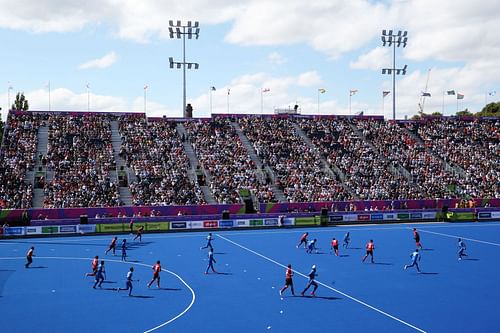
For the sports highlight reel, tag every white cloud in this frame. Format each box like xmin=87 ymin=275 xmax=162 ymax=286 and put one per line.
xmin=267 ymin=51 xmax=287 ymax=65
xmin=350 ymin=47 xmax=390 ymax=70
xmin=79 ymin=52 xmax=117 ymax=70
xmin=296 ymin=71 xmax=322 ymax=87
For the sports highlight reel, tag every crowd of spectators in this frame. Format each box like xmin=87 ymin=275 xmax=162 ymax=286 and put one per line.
xmin=237 ymin=117 xmax=349 ymax=202
xmin=183 ymin=117 xmax=276 ymax=204
xmin=411 ymin=118 xmax=499 ymax=198
xmin=0 ymin=113 xmax=40 ymax=208
xmin=298 ymin=118 xmax=414 ymax=200
xmin=43 ymin=115 xmax=121 ymax=208
xmin=119 ymin=116 xmax=205 ymax=206
xmin=354 ymin=119 xmax=476 ymax=199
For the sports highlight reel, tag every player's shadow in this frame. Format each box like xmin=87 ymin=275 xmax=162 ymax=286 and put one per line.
xmin=101 ymin=281 xmax=117 ymax=284
xmin=300 ymin=295 xmax=341 ymax=301
xmin=27 ymin=266 xmax=47 ymax=269
xmin=99 ymin=287 xmax=118 ymax=291
xmin=129 ymin=295 xmax=154 ymax=299
xmin=419 ymin=272 xmax=439 ymax=275
xmin=372 ymin=262 xmax=393 ymax=266
xmin=347 ymin=247 xmax=362 ymax=250
xmin=421 ymin=248 xmax=434 ymax=251
xmin=213 ymin=252 xmax=226 ymax=255
xmin=151 ymin=287 xmax=182 ymax=291
xmin=215 ymin=272 xmax=232 ymax=275
xmin=125 ymin=260 xmax=142 ymax=263
xmin=339 ymin=254 xmax=349 ymax=257
xmin=463 ymin=258 xmax=479 ymax=261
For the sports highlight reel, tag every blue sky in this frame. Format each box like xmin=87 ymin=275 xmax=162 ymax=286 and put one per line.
xmin=1 ymin=0 xmax=498 ymax=121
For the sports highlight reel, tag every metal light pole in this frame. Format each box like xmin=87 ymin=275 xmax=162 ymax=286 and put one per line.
xmin=7 ymin=83 xmax=13 ymax=110
xmin=381 ymin=30 xmax=408 ymax=120
xmin=169 ymin=20 xmax=200 ymax=118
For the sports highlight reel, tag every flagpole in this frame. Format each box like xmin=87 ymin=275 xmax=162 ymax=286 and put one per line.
xmin=210 ymin=88 xmax=213 ymax=115
xmin=87 ymin=84 xmax=90 ymax=112
xmin=349 ymin=92 xmax=352 ymax=115
xmin=261 ymin=89 xmax=264 ymax=115
xmin=317 ymin=89 xmax=320 ymax=114
xmin=144 ymin=86 xmax=147 ymax=114
xmin=442 ymin=91 xmax=445 ymax=114
xmin=227 ymin=89 xmax=230 ymax=114
xmin=47 ymin=81 xmax=51 ymax=111
xmin=382 ymin=93 xmax=385 ymax=116
xmin=7 ymin=83 xmax=12 ymax=110
xmin=456 ymin=96 xmax=458 ymax=113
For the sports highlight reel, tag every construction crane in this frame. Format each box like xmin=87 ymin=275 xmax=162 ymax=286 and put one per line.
xmin=418 ymin=68 xmax=431 ymax=114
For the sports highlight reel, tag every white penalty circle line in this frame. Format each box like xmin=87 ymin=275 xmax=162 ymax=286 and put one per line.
xmin=216 ymin=234 xmax=427 ymax=333
xmin=0 ymin=256 xmax=195 ymax=333
xmin=414 ymin=228 xmax=500 ymax=247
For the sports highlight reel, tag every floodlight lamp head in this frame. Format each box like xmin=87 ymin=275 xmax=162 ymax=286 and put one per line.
xmin=397 ymin=30 xmax=402 ymax=36
xmin=187 ymin=21 xmax=192 ymax=27
xmin=194 ymin=63 xmax=199 ymax=69
xmin=193 ymin=21 xmax=199 ymax=27
xmin=169 ymin=57 xmax=174 ymax=68
xmin=382 ymin=29 xmax=387 ymax=35
xmin=176 ymin=20 xmax=181 ymax=26
xmin=403 ymin=31 xmax=408 ymax=37
xmin=388 ymin=30 xmax=393 ymax=35
xmin=169 ymin=20 xmax=174 ymax=26
xmin=402 ymin=64 xmax=408 ymax=75
xmin=177 ymin=63 xmax=182 ymax=69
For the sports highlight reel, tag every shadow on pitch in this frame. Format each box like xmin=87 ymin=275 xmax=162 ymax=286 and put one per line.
xmin=149 ymin=287 xmax=182 ymax=291
xmin=27 ymin=266 xmax=48 ymax=269
xmin=463 ymin=258 xmax=480 ymax=261
xmin=419 ymin=272 xmax=439 ymax=275
xmin=129 ymin=295 xmax=155 ymax=299
xmin=299 ymin=295 xmax=341 ymax=301
xmin=372 ymin=262 xmax=393 ymax=266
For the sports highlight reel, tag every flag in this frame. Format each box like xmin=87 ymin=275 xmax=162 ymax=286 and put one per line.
xmin=383 ymin=91 xmax=390 ymax=97
xmin=144 ymin=85 xmax=149 ymax=90
xmin=211 ymin=86 xmax=216 ymax=91
xmin=421 ymin=92 xmax=431 ymax=97
xmin=227 ymin=88 xmax=230 ymax=95
xmin=318 ymin=88 xmax=326 ymax=94
xmin=457 ymin=93 xmax=464 ymax=100
xmin=349 ymin=89 xmax=358 ymax=96
xmin=262 ymin=88 xmax=271 ymax=93
xmin=488 ymin=91 xmax=496 ymax=96
xmin=86 ymin=83 xmax=90 ymax=90
xmin=447 ymin=90 xmax=455 ymax=95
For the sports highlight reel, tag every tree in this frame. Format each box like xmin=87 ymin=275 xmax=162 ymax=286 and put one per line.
xmin=431 ymin=112 xmax=442 ymax=116
xmin=410 ymin=114 xmax=421 ymax=120
xmin=0 ymin=114 xmax=3 ymax=143
xmin=456 ymin=109 xmax=473 ymax=117
xmin=476 ymin=102 xmax=499 ymax=117
xmin=11 ymin=92 xmax=29 ymax=111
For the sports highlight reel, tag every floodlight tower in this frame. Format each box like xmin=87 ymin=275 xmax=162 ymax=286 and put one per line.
xmin=381 ymin=30 xmax=408 ymax=120
xmin=169 ymin=20 xmax=200 ymax=118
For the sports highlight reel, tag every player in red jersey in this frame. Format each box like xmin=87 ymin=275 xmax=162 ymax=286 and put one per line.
xmin=147 ymin=260 xmax=161 ymax=288
xmin=413 ymin=228 xmax=423 ymax=250
xmin=86 ymin=255 xmax=99 ymax=277
xmin=331 ymin=238 xmax=339 ymax=256
xmin=362 ymin=239 xmax=375 ymax=263
xmin=279 ymin=264 xmax=295 ymax=296
xmin=105 ymin=237 xmax=118 ymax=255
xmin=296 ymin=232 xmax=309 ymax=249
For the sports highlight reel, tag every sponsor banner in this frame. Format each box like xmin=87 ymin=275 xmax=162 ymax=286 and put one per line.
xmin=264 ymin=218 xmax=279 ymax=226
xmin=96 ymin=224 xmax=125 ymax=233
xmin=249 ymin=219 xmax=263 ymax=226
xmin=25 ymin=226 xmax=42 ymax=235
xmin=4 ymin=227 xmax=25 ymax=235
xmin=410 ymin=213 xmax=423 ymax=219
xmin=329 ymin=215 xmax=343 ymax=222
xmin=478 ymin=212 xmax=491 ymax=219
xmin=342 ymin=214 xmax=358 ymax=222
xmin=171 ymin=222 xmax=187 ymax=229
xmin=203 ymin=220 xmax=219 ymax=228
xmin=422 ymin=212 xmax=437 ymax=219
xmin=283 ymin=218 xmax=295 ymax=226
xmin=491 ymin=212 xmax=500 ymax=219
xmin=371 ymin=214 xmax=384 ymax=221
xmin=218 ymin=220 xmax=234 ymax=228
xmin=42 ymin=226 xmax=59 ymax=234
xmin=383 ymin=213 xmax=396 ymax=220
xmin=78 ymin=225 xmax=96 ymax=233
xmin=59 ymin=225 xmax=77 ymax=233
xmin=357 ymin=214 xmax=371 ymax=221
xmin=188 ymin=221 xmax=204 ymax=229
xmin=145 ymin=222 xmax=169 ymax=231
xmin=453 ymin=212 xmax=475 ymax=221
xmin=397 ymin=213 xmax=410 ymax=220
xmin=294 ymin=217 xmax=317 ymax=226
xmin=236 ymin=220 xmax=250 ymax=227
